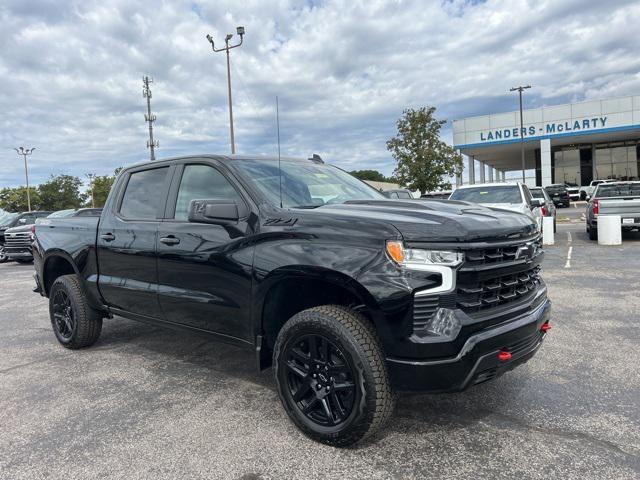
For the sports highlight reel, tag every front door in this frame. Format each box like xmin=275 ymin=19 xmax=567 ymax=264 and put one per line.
xmin=156 ymin=162 xmax=255 ymax=342
xmin=96 ymin=165 xmax=171 ymax=318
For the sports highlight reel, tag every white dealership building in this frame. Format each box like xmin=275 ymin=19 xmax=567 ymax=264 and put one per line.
xmin=453 ymin=94 xmax=640 ymax=188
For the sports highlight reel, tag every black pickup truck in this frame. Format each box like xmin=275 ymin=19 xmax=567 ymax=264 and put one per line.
xmin=33 ymin=154 xmax=551 ymax=447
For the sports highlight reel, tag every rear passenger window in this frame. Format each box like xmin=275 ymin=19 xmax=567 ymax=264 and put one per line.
xmin=119 ymin=167 xmax=169 ymax=219
xmin=174 ymin=165 xmax=243 ymax=221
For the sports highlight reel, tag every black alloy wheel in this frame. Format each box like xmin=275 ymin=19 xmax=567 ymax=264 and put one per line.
xmin=52 ymin=289 xmax=75 ymax=340
xmin=274 ymin=305 xmax=395 ymax=447
xmin=0 ymin=246 xmax=7 ymax=263
xmin=282 ymin=334 xmax=357 ymax=428
xmin=48 ymin=274 xmax=103 ymax=349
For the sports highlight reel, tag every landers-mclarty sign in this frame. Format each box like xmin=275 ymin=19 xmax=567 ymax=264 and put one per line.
xmin=480 ymin=116 xmax=608 ymax=142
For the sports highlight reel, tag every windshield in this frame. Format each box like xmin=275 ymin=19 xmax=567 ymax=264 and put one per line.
xmin=530 ymin=189 xmax=546 ymax=200
xmin=594 ymin=183 xmax=640 ymax=198
xmin=546 ymin=185 xmax=567 ymax=194
xmin=0 ymin=210 xmax=17 ymax=227
xmin=47 ymin=209 xmax=76 ymax=218
xmin=449 ymin=185 xmax=522 ymax=204
xmin=232 ymin=159 xmax=384 ymax=207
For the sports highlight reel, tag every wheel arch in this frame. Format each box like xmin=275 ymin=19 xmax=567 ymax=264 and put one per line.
xmin=256 ymin=267 xmax=381 ymax=369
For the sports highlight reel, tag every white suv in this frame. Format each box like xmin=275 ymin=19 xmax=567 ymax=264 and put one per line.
xmin=448 ymin=182 xmax=544 ymax=228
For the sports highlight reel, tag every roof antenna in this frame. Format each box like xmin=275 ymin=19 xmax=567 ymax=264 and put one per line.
xmin=276 ymin=96 xmax=283 ymax=208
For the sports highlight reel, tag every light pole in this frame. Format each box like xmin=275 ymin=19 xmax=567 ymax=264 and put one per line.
xmin=206 ymin=26 xmax=245 ymax=154
xmin=510 ymin=85 xmax=531 ymax=183
xmin=14 ymin=147 xmax=35 ymax=212
xmin=86 ymin=173 xmax=96 ymax=208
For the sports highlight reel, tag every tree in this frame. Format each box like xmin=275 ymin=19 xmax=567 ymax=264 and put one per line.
xmin=38 ymin=175 xmax=86 ymax=211
xmin=0 ymin=186 xmax=42 ymax=212
xmin=89 ymin=175 xmax=116 ymax=208
xmin=350 ymin=169 xmax=389 ymax=182
xmin=387 ymin=106 xmax=463 ymax=194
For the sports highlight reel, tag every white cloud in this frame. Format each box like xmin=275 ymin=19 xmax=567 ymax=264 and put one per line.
xmin=1 ymin=0 xmax=639 ymax=187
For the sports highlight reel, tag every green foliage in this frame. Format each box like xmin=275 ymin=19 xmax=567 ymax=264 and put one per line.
xmin=88 ymin=175 xmax=116 ymax=208
xmin=350 ymin=169 xmax=390 ymax=182
xmin=38 ymin=175 xmax=86 ymax=211
xmin=0 ymin=186 xmax=42 ymax=212
xmin=386 ymin=106 xmax=463 ymax=194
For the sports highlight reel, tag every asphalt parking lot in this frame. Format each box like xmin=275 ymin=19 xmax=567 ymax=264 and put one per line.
xmin=1 ymin=221 xmax=639 ymax=479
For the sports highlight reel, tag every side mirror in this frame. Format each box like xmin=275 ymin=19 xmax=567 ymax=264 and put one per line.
xmin=530 ymin=198 xmax=545 ymax=209
xmin=188 ymin=199 xmax=240 ymax=224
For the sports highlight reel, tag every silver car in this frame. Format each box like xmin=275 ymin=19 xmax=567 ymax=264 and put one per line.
xmin=530 ymin=187 xmax=557 ymax=233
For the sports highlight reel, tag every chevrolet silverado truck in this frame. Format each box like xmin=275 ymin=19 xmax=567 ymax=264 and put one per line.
xmin=586 ymin=181 xmax=640 ymax=240
xmin=0 ymin=210 xmax=51 ymax=262
xmin=33 ymin=154 xmax=551 ymax=447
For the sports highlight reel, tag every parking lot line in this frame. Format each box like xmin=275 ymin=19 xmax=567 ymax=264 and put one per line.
xmin=564 ymin=246 xmax=573 ymax=269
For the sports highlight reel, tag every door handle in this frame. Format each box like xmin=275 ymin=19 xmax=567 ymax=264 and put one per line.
xmin=100 ymin=233 xmax=115 ymax=242
xmin=160 ymin=236 xmax=180 ymax=246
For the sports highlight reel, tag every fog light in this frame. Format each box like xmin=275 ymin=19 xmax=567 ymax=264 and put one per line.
xmin=424 ymin=308 xmax=461 ymax=340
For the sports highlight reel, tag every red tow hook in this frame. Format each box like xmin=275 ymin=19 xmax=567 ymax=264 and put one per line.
xmin=497 ymin=350 xmax=512 ymax=362
xmin=541 ymin=322 xmax=551 ymax=333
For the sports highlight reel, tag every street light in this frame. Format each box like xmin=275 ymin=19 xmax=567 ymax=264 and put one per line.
xmin=206 ymin=26 xmax=245 ymax=154
xmin=13 ymin=147 xmax=35 ymax=212
xmin=510 ymin=85 xmax=531 ymax=183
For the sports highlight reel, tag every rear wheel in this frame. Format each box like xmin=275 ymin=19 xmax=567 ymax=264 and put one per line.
xmin=273 ymin=305 xmax=395 ymax=447
xmin=49 ymin=274 xmax=103 ymax=349
xmin=588 ymin=225 xmax=598 ymax=241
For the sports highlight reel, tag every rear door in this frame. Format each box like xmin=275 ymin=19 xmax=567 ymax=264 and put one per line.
xmin=96 ymin=165 xmax=172 ymax=318
xmin=156 ymin=160 xmax=255 ymax=341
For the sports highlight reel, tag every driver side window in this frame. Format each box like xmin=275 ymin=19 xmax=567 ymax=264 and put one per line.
xmin=174 ymin=164 xmax=243 ymax=221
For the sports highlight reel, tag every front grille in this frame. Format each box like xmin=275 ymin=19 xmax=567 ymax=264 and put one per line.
xmin=463 ymin=239 xmax=542 ymax=269
xmin=4 ymin=234 xmax=32 ymax=249
xmin=457 ymin=265 xmax=541 ymax=312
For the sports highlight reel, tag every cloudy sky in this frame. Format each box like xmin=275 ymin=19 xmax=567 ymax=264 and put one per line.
xmin=2 ymin=0 xmax=640 ymax=188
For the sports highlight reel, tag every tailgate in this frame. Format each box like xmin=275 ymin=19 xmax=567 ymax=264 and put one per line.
xmin=599 ymin=198 xmax=640 ymax=217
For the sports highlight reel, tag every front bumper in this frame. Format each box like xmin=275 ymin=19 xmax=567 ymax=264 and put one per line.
xmin=386 ymin=298 xmax=551 ymax=392
xmin=5 ymin=248 xmax=33 ymax=260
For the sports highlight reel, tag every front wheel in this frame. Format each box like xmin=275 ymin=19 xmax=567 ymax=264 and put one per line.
xmin=273 ymin=305 xmax=395 ymax=447
xmin=0 ymin=247 xmax=7 ymax=263
xmin=49 ymin=274 xmax=103 ymax=349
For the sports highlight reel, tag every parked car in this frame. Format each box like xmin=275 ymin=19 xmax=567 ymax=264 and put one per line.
xmin=0 ymin=211 xmax=51 ymax=263
xmin=529 ymin=187 xmax=556 ymax=233
xmin=544 ymin=184 xmax=571 ymax=208
xmin=33 ymin=154 xmax=550 ymax=447
xmin=448 ymin=183 xmax=544 ymax=229
xmin=42 ymin=208 xmax=104 ymax=219
xmin=565 ymin=183 xmax=580 ymax=201
xmin=381 ymin=189 xmax=413 ymax=199
xmin=586 ymin=181 xmax=640 ymax=240
xmin=421 ymin=190 xmax=452 ymax=199
xmin=579 ymin=179 xmax=614 ymax=201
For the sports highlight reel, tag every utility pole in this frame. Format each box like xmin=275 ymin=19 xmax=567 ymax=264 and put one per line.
xmin=13 ymin=147 xmax=35 ymax=212
xmin=143 ymin=76 xmax=159 ymax=161
xmin=510 ymin=85 xmax=531 ymax=183
xmin=206 ymin=26 xmax=245 ymax=154
xmin=86 ymin=173 xmax=96 ymax=208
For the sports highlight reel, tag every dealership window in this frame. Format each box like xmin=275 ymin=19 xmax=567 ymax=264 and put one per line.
xmin=595 ymin=143 xmax=639 ymax=181
xmin=553 ymin=149 xmax=580 ymax=185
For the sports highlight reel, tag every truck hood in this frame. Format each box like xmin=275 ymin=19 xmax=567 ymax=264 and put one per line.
xmin=4 ymin=224 xmax=33 ymax=234
xmin=313 ymin=199 xmax=538 ymax=242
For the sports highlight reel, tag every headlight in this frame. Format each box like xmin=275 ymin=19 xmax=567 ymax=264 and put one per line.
xmin=386 ymin=240 xmax=464 ymax=267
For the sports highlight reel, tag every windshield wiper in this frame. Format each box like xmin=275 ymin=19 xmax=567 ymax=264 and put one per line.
xmin=290 ymin=204 xmax=323 ymax=209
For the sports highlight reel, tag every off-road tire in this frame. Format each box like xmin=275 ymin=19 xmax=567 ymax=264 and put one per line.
xmin=273 ymin=305 xmax=395 ymax=447
xmin=49 ymin=274 xmax=103 ymax=349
